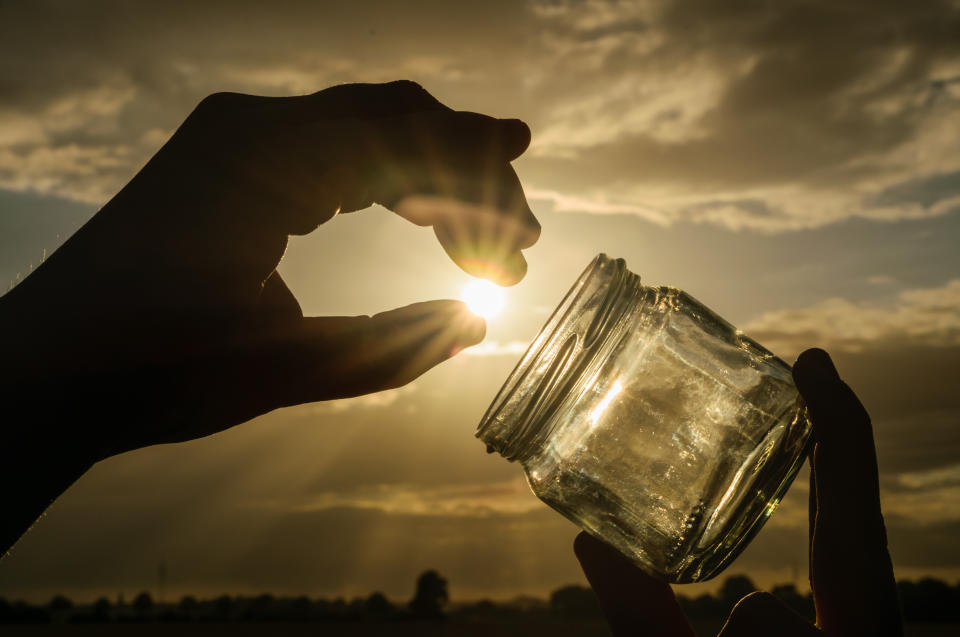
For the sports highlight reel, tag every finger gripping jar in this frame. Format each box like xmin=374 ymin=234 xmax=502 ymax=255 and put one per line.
xmin=476 ymin=254 xmax=811 ymax=583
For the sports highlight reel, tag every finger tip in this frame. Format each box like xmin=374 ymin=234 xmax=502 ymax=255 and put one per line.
xmin=500 ymin=252 xmax=528 ymax=286
xmin=573 ymin=531 xmax=619 ymax=565
xmin=452 ymin=305 xmax=487 ymax=345
xmin=793 ymin=347 xmax=840 ymax=388
xmin=573 ymin=531 xmax=608 ymax=567
xmin=513 ymin=217 xmax=542 ymax=250
xmin=494 ymin=273 xmax=524 ymax=287
xmin=528 ymin=217 xmax=542 ymax=242
xmin=458 ymin=254 xmax=526 ymax=286
xmin=467 ymin=316 xmax=487 ymax=345
xmin=500 ymin=118 xmax=531 ymax=159
xmin=795 ymin=347 xmax=832 ymax=366
xmin=573 ymin=531 xmax=592 ymax=558
xmin=573 ymin=533 xmax=674 ymax=604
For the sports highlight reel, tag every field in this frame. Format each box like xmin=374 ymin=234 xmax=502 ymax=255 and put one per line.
xmin=0 ymin=622 xmax=957 ymax=637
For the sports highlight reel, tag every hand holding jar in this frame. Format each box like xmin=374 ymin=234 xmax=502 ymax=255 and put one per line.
xmin=573 ymin=349 xmax=902 ymax=637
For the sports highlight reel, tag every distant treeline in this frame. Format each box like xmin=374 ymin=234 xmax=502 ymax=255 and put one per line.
xmin=2 ymin=571 xmax=958 ymax=625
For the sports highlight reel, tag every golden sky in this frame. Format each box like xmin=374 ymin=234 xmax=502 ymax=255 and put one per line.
xmin=1 ymin=0 xmax=960 ymax=602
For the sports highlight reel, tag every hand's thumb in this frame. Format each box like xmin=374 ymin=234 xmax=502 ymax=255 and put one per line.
xmin=268 ymin=300 xmax=486 ymax=407
xmin=573 ymin=532 xmax=696 ymax=637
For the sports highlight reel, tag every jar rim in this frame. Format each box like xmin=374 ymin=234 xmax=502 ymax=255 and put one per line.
xmin=476 ymin=253 xmax=644 ymax=461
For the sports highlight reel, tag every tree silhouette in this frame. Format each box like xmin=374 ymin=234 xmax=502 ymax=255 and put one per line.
xmin=132 ymin=591 xmax=153 ymax=617
xmin=48 ymin=595 xmax=72 ymax=611
xmin=242 ymin=593 xmax=278 ymax=620
xmin=92 ymin=597 xmax=111 ymax=622
xmin=549 ymin=585 xmax=602 ymax=620
xmin=214 ymin=594 xmax=234 ymax=620
xmin=0 ymin=573 xmax=956 ymax=625
xmin=178 ymin=595 xmax=198 ymax=615
xmin=290 ymin=595 xmax=313 ymax=620
xmin=409 ymin=570 xmax=448 ymax=619
xmin=898 ymin=578 xmax=960 ymax=621
xmin=364 ymin=592 xmax=395 ymax=620
xmin=679 ymin=592 xmax=723 ymax=619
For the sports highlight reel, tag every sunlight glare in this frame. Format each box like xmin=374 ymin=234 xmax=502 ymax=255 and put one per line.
xmin=461 ymin=279 xmax=506 ymax=320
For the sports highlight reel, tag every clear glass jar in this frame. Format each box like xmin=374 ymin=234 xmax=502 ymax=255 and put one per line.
xmin=477 ymin=254 xmax=811 ymax=583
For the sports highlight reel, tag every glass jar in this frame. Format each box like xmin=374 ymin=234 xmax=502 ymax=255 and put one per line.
xmin=477 ymin=254 xmax=811 ymax=583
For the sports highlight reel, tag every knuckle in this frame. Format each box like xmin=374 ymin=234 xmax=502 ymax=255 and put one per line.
xmin=389 ymin=79 xmax=427 ymax=94
xmin=195 ymin=91 xmax=240 ymax=114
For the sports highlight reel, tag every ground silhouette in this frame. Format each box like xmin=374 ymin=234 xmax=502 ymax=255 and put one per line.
xmin=2 ymin=571 xmax=958 ymax=626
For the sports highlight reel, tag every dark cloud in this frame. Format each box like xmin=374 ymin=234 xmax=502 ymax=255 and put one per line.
xmin=523 ymin=0 xmax=960 ymax=227
xmin=745 ymin=281 xmax=960 ymax=475
xmin=2 ymin=0 xmax=959 ymax=229
xmin=886 ymin=517 xmax=960 ymax=569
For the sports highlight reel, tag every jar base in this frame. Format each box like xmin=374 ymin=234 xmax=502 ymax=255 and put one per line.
xmin=536 ymin=403 xmax=811 ymax=583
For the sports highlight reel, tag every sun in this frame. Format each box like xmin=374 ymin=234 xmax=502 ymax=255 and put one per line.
xmin=461 ymin=279 xmax=506 ymax=320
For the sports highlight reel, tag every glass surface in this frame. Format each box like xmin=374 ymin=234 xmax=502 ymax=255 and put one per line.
xmin=477 ymin=255 xmax=811 ymax=583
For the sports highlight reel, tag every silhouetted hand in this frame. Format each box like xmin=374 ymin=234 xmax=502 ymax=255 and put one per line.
xmin=0 ymin=81 xmax=538 ymax=553
xmin=574 ymin=349 xmax=903 ymax=637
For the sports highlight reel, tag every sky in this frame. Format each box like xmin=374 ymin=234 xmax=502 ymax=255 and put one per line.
xmin=1 ymin=0 xmax=960 ymax=604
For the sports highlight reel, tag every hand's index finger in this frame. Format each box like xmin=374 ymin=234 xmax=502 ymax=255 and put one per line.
xmin=792 ymin=349 xmax=902 ymax=637
xmin=795 ymin=349 xmax=882 ymax=534
xmin=367 ymin=109 xmax=539 ymax=285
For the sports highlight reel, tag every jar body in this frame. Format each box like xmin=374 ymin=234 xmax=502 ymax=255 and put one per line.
xmin=477 ymin=255 xmax=811 ymax=583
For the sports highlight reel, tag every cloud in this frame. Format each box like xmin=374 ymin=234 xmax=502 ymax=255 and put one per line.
xmin=896 ymin=463 xmax=960 ymax=491
xmin=866 ymin=170 xmax=960 ymax=211
xmin=521 ymin=0 xmax=960 ymax=230
xmin=462 ymin=340 xmax=530 ymax=357
xmin=744 ymin=279 xmax=960 ymax=357
xmin=269 ymin=479 xmax=542 ymax=517
xmin=732 ymin=280 xmax=960 ymax=537
xmin=742 ymin=280 xmax=960 ymax=507
xmin=304 ymin=383 xmax=419 ymax=414
xmin=867 ymin=274 xmax=898 ymax=286
xmin=732 ymin=281 xmax=960 ymax=549
xmin=0 ymin=77 xmax=140 ymax=201
xmin=1 ymin=1 xmax=959 ymax=230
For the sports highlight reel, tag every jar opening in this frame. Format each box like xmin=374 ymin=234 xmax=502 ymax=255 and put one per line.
xmin=476 ymin=254 xmax=644 ymax=462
